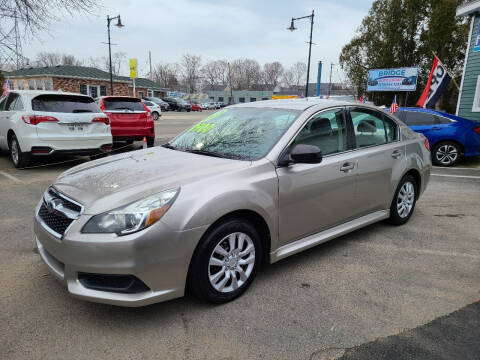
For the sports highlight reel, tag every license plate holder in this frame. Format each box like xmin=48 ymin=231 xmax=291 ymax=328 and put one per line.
xmin=67 ymin=123 xmax=85 ymax=132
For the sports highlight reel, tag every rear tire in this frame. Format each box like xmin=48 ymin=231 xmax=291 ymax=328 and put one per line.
xmin=188 ymin=218 xmax=262 ymax=304
xmin=147 ymin=137 xmax=155 ymax=147
xmin=389 ymin=174 xmax=417 ymax=225
xmin=152 ymin=112 xmax=159 ymax=121
xmin=432 ymin=141 xmax=461 ymax=167
xmin=9 ymin=134 xmax=30 ymax=168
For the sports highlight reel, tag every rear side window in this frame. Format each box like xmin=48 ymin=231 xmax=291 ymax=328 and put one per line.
xmin=350 ymin=108 xmax=398 ymax=148
xmin=32 ymin=95 xmax=101 ymax=113
xmin=436 ymin=116 xmax=454 ymax=124
xmin=400 ymin=111 xmax=436 ymax=126
xmin=103 ymin=98 xmax=145 ymax=111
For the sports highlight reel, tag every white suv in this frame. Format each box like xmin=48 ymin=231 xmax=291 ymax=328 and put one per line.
xmin=0 ymin=90 xmax=113 ymax=168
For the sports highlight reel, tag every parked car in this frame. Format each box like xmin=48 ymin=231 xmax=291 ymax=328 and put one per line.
xmin=96 ymin=96 xmax=155 ymax=147
xmin=396 ymin=107 xmax=480 ymax=167
xmin=143 ymin=96 xmax=169 ymax=112
xmin=190 ymin=101 xmax=202 ymax=112
xmin=201 ymin=102 xmax=211 ymax=110
xmin=142 ymin=100 xmax=162 ymax=120
xmin=163 ymin=97 xmax=191 ymax=112
xmin=0 ymin=90 xmax=112 ymax=168
xmin=34 ymin=99 xmax=430 ymax=306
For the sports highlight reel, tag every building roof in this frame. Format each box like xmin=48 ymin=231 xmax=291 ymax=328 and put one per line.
xmin=457 ymin=1 xmax=480 ymax=17
xmin=4 ymin=65 xmax=167 ymax=91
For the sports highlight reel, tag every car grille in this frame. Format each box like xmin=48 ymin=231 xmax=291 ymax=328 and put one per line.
xmin=37 ymin=188 xmax=83 ymax=238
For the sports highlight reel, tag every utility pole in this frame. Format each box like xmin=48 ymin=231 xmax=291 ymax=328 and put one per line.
xmin=149 ymin=50 xmax=152 ymax=80
xmin=328 ymin=63 xmax=335 ymax=96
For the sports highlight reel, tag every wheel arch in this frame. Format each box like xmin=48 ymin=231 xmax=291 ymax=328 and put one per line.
xmin=402 ymin=168 xmax=421 ymax=200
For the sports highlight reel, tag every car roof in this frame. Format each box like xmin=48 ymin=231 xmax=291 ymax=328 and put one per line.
xmin=230 ymin=98 xmax=360 ymax=111
xmin=9 ymin=90 xmax=92 ymax=98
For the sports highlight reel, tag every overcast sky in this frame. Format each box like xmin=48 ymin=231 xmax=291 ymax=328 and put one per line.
xmin=25 ymin=0 xmax=373 ymax=83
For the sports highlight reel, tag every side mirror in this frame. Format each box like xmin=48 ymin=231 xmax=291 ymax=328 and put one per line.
xmin=290 ymin=144 xmax=323 ymax=164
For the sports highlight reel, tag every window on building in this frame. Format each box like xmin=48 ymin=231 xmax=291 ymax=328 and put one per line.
xmin=472 ymin=76 xmax=480 ymax=112
xmin=100 ymin=86 xmax=107 ymax=96
xmin=262 ymin=98 xmax=269 ymax=100
xmin=80 ymin=84 xmax=87 ymax=95
xmin=250 ymin=97 xmax=256 ymax=102
xmin=17 ymin=81 xmax=24 ymax=90
xmin=36 ymin=79 xmax=43 ymax=90
xmin=8 ymin=81 xmax=14 ymax=90
xmin=44 ymin=79 xmax=53 ymax=90
xmin=138 ymin=91 xmax=144 ymax=98
xmin=147 ymin=89 xmax=154 ymax=97
xmin=228 ymin=97 xmax=233 ymax=104
xmin=89 ymin=86 xmax=98 ymax=98
xmin=28 ymin=80 xmax=35 ymax=90
xmin=218 ymin=97 xmax=224 ymax=102
xmin=239 ymin=97 xmax=245 ymax=103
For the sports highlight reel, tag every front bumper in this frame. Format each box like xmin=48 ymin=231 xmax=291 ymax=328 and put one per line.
xmin=34 ymin=202 xmax=207 ymax=307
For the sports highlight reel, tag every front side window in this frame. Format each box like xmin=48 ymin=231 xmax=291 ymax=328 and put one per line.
xmin=351 ymin=108 xmax=397 ymax=148
xmin=5 ymin=93 xmax=20 ymax=110
xmin=170 ymin=107 xmax=300 ymax=160
xmin=291 ymin=108 xmax=347 ymax=156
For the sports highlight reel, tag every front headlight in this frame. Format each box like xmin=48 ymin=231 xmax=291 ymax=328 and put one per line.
xmin=82 ymin=189 xmax=179 ymax=235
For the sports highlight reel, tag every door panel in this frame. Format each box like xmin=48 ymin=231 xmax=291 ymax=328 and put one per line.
xmin=348 ymin=107 xmax=405 ymax=214
xmin=277 ymin=107 xmax=356 ymax=245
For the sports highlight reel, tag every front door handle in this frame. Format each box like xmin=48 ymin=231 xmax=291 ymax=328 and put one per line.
xmin=340 ymin=163 xmax=355 ymax=172
xmin=391 ymin=150 xmax=402 ymax=159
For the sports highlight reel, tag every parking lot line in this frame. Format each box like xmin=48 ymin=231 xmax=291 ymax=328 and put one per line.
xmin=431 ymin=174 xmax=480 ymax=179
xmin=0 ymin=171 xmax=24 ymax=184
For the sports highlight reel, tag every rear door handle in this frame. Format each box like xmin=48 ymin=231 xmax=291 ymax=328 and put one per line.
xmin=391 ymin=150 xmax=402 ymax=159
xmin=340 ymin=163 xmax=355 ymax=172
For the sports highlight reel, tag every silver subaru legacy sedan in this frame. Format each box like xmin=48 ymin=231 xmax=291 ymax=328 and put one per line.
xmin=34 ymin=99 xmax=431 ymax=306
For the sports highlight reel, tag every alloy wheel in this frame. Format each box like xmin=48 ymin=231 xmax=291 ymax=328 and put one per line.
xmin=10 ymin=139 xmax=19 ymax=166
xmin=397 ymin=181 xmax=415 ymax=218
xmin=208 ymin=232 xmax=255 ymax=293
xmin=435 ymin=144 xmax=458 ymax=166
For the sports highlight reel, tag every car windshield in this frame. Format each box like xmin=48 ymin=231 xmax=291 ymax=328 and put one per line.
xmin=31 ymin=94 xmax=100 ymax=113
xmin=104 ymin=98 xmax=145 ymax=111
xmin=168 ymin=107 xmax=300 ymax=160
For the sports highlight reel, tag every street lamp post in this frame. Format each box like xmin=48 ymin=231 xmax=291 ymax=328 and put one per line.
xmin=287 ymin=10 xmax=314 ymax=98
xmin=106 ymin=14 xmax=124 ymax=95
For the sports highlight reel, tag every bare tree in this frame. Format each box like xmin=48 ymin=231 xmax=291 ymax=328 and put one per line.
xmin=263 ymin=62 xmax=284 ymax=89
xmin=180 ymin=54 xmax=202 ymax=93
xmin=201 ymin=60 xmax=227 ymax=90
xmin=102 ymin=51 xmax=126 ymax=76
xmin=153 ymin=63 xmax=180 ymax=88
xmin=281 ymin=69 xmax=295 ymax=88
xmin=0 ymin=0 xmax=99 ymax=69
xmin=291 ymin=62 xmax=307 ymax=87
xmin=34 ymin=52 xmax=82 ymax=67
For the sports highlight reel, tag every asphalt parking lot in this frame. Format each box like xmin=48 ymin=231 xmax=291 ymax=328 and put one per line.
xmin=1 ymin=110 xmax=480 ymax=360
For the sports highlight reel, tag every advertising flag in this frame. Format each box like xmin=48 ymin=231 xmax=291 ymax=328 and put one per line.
xmin=416 ymin=57 xmax=451 ymax=109
xmin=129 ymin=58 xmax=137 ymax=79
xmin=1 ymin=79 xmax=9 ymax=96
xmin=389 ymin=95 xmax=399 ymax=114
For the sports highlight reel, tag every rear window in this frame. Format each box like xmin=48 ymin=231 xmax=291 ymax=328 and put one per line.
xmin=32 ymin=95 xmax=100 ymax=113
xmin=104 ymin=97 xmax=145 ymax=111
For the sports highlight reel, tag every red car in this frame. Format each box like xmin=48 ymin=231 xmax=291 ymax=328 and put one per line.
xmin=190 ymin=101 xmax=202 ymax=112
xmin=96 ymin=96 xmax=155 ymax=147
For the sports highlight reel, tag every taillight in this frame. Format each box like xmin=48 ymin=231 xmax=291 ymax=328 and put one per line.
xmin=92 ymin=117 xmax=110 ymax=125
xmin=22 ymin=115 xmax=59 ymax=125
xmin=474 ymin=126 xmax=480 ymax=135
xmin=424 ymin=138 xmax=430 ymax=152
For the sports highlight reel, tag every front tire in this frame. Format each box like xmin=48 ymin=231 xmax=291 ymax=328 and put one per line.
xmin=9 ymin=134 xmax=30 ymax=168
xmin=188 ymin=218 xmax=262 ymax=304
xmin=389 ymin=174 xmax=417 ymax=225
xmin=432 ymin=141 xmax=461 ymax=167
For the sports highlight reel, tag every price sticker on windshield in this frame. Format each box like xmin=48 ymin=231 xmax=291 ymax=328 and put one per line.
xmin=188 ymin=123 xmax=216 ymax=133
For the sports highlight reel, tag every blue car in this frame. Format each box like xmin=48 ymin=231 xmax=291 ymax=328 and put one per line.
xmin=396 ymin=108 xmax=480 ymax=166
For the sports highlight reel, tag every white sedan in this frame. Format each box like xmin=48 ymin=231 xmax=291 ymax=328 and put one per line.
xmin=142 ymin=100 xmax=162 ymax=121
xmin=0 ymin=90 xmax=112 ymax=168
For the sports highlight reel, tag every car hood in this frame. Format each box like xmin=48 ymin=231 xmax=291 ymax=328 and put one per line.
xmin=53 ymin=147 xmax=249 ymax=214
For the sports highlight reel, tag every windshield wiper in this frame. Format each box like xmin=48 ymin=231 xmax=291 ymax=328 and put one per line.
xmin=112 ymin=107 xmax=133 ymax=111
xmin=72 ymin=109 xmax=93 ymax=113
xmin=162 ymin=143 xmax=177 ymax=150
xmin=184 ymin=149 xmax=226 ymax=158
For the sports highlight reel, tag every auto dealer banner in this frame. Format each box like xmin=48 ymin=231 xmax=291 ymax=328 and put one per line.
xmin=367 ymin=67 xmax=418 ymax=92
xmin=416 ymin=57 xmax=451 ymax=109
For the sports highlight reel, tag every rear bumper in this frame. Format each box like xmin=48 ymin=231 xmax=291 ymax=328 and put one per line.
xmin=111 ymin=128 xmax=155 ymax=140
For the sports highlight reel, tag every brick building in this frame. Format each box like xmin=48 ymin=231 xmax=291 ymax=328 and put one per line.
xmin=4 ymin=65 xmax=167 ymax=99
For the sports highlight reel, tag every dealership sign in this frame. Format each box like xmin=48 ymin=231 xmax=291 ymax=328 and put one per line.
xmin=367 ymin=67 xmax=418 ymax=92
